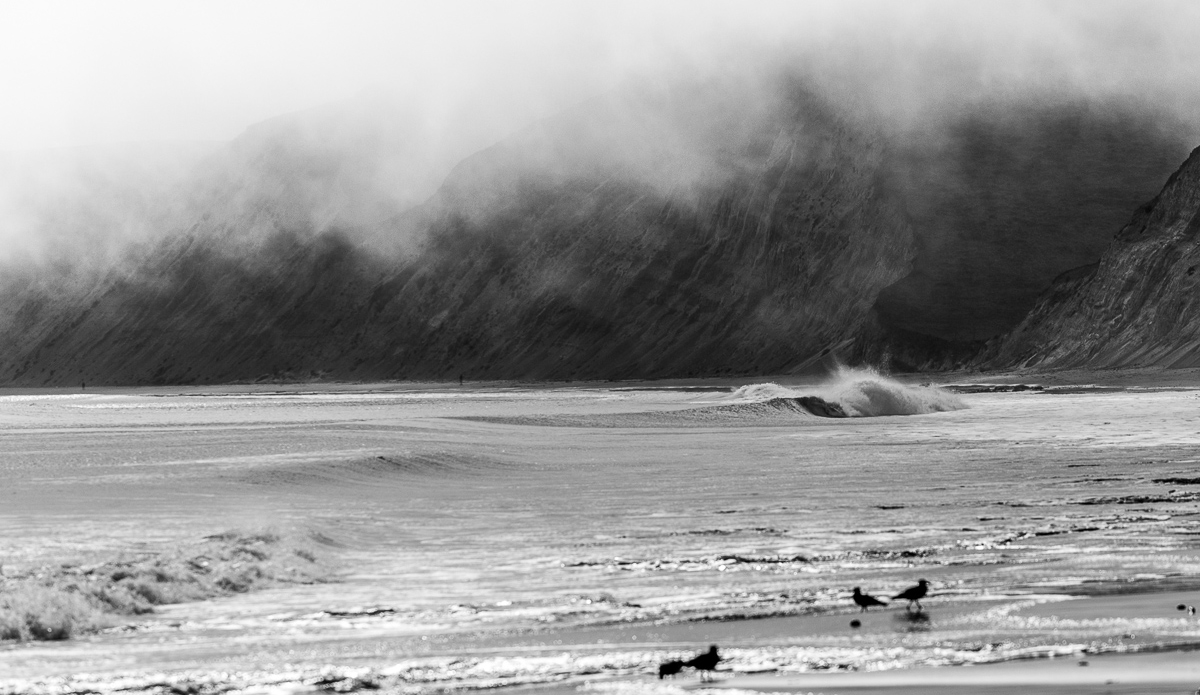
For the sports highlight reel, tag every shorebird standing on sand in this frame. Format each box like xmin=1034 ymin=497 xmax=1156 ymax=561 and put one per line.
xmin=657 ymin=659 xmax=685 ymax=679
xmin=894 ymin=579 xmax=929 ymax=611
xmin=852 ymin=587 xmax=888 ymax=612
xmin=685 ymin=645 xmax=721 ymax=681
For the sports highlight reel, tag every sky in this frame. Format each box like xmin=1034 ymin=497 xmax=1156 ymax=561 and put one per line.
xmin=0 ymin=0 xmax=1195 ymax=153
xmin=0 ymin=0 xmax=758 ymax=151
xmin=0 ymin=0 xmax=1198 ymax=268
xmin=3 ymin=0 xmax=1198 ymax=153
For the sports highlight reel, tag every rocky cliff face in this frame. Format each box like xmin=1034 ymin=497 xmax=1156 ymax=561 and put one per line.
xmin=875 ymin=102 xmax=1191 ymax=343
xmin=0 ymin=78 xmax=917 ymax=385
xmin=983 ymin=147 xmax=1200 ymax=370
xmin=0 ymin=75 xmax=1194 ymax=385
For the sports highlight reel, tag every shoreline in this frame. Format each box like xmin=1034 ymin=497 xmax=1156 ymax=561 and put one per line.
xmin=5 ymin=364 xmax=1200 ymax=395
xmin=706 ymin=648 xmax=1200 ymax=694
xmin=5 ymin=380 xmax=1200 ymax=692
xmin=8 ymin=587 xmax=1200 ymax=692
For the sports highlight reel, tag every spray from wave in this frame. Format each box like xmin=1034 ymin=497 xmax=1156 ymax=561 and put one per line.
xmin=728 ymin=366 xmax=966 ymax=418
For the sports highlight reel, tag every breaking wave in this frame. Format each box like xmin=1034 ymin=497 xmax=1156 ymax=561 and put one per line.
xmin=729 ymin=367 xmax=966 ymax=417
xmin=461 ymin=367 xmax=966 ymax=427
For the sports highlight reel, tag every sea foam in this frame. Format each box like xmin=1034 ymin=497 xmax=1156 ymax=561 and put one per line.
xmin=729 ymin=367 xmax=966 ymax=417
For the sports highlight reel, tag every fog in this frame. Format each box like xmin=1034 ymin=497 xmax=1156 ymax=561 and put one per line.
xmin=4 ymin=1 xmax=1199 ymax=150
xmin=2 ymin=0 xmax=1200 ymax=264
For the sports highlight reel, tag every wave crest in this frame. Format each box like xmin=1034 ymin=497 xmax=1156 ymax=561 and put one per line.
xmin=730 ymin=367 xmax=965 ymax=417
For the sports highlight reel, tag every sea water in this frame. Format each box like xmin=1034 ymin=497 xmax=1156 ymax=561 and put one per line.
xmin=2 ymin=371 xmax=1200 ymax=692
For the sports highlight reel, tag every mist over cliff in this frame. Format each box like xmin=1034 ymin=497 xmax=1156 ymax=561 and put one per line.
xmin=3 ymin=2 xmax=1200 ymax=384
xmin=0 ymin=66 xmax=1193 ymax=385
xmin=876 ymin=100 xmax=1191 ymax=343
xmin=981 ymin=146 xmax=1200 ymax=370
xmin=0 ymin=75 xmax=917 ymax=384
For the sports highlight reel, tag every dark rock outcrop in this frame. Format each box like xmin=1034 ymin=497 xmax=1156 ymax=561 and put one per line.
xmin=982 ymin=146 xmax=1200 ymax=369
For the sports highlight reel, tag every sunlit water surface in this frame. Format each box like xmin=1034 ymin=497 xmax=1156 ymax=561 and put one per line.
xmin=3 ymin=374 xmax=1200 ymax=692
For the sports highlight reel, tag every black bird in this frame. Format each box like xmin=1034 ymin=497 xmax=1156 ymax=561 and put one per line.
xmin=852 ymin=587 xmax=888 ymax=612
xmin=658 ymin=659 xmax=685 ymax=679
xmin=685 ymin=645 xmax=721 ymax=681
xmin=894 ymin=579 xmax=929 ymax=611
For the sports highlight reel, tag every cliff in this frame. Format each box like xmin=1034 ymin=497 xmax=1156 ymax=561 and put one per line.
xmin=0 ymin=78 xmax=917 ymax=384
xmin=875 ymin=102 xmax=1189 ymax=343
xmin=983 ymin=147 xmax=1200 ymax=369
xmin=0 ymin=76 xmax=1194 ymax=385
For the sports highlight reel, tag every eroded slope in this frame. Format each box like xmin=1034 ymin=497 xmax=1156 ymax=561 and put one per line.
xmin=877 ymin=102 xmax=1192 ymax=342
xmin=0 ymin=79 xmax=915 ymax=384
xmin=984 ymin=146 xmax=1200 ymax=369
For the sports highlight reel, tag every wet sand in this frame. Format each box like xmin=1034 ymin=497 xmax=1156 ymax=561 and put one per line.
xmin=4 ymin=374 xmax=1200 ymax=693
xmin=712 ymin=649 xmax=1200 ymax=694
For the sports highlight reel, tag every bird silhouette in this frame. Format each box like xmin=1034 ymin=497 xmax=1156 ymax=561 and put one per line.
xmin=894 ymin=579 xmax=929 ymax=611
xmin=852 ymin=587 xmax=888 ymax=612
xmin=685 ymin=645 xmax=721 ymax=681
xmin=658 ymin=659 xmax=685 ymax=679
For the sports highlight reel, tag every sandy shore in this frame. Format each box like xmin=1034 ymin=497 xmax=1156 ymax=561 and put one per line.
xmin=709 ymin=649 xmax=1200 ymax=694
xmin=6 ymin=380 xmax=1200 ymax=694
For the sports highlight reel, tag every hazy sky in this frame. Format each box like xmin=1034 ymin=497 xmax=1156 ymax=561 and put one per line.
xmin=1 ymin=0 xmax=1199 ymax=151
xmin=0 ymin=0 xmax=753 ymax=151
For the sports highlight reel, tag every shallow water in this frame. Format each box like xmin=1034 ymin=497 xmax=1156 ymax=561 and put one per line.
xmin=3 ymin=375 xmax=1200 ymax=692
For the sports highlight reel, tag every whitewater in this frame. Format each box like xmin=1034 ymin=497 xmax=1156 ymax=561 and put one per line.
xmin=720 ymin=366 xmax=966 ymax=417
xmin=3 ymin=377 xmax=1200 ymax=694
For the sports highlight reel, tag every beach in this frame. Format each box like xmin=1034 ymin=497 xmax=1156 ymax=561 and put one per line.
xmin=3 ymin=372 xmax=1200 ymax=693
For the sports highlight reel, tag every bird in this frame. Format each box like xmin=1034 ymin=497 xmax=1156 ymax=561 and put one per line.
xmin=658 ymin=660 xmax=685 ymax=679
xmin=893 ymin=579 xmax=929 ymax=611
xmin=852 ymin=587 xmax=888 ymax=612
xmin=685 ymin=645 xmax=721 ymax=681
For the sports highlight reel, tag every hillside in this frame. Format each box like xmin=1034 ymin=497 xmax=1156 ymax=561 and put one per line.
xmin=0 ymin=142 xmax=216 ymax=269
xmin=876 ymin=102 xmax=1192 ymax=343
xmin=982 ymin=146 xmax=1200 ymax=370
xmin=0 ymin=75 xmax=1195 ymax=385
xmin=0 ymin=77 xmax=917 ymax=384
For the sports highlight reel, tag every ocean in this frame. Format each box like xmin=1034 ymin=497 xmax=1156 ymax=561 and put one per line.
xmin=3 ymin=370 xmax=1200 ymax=692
